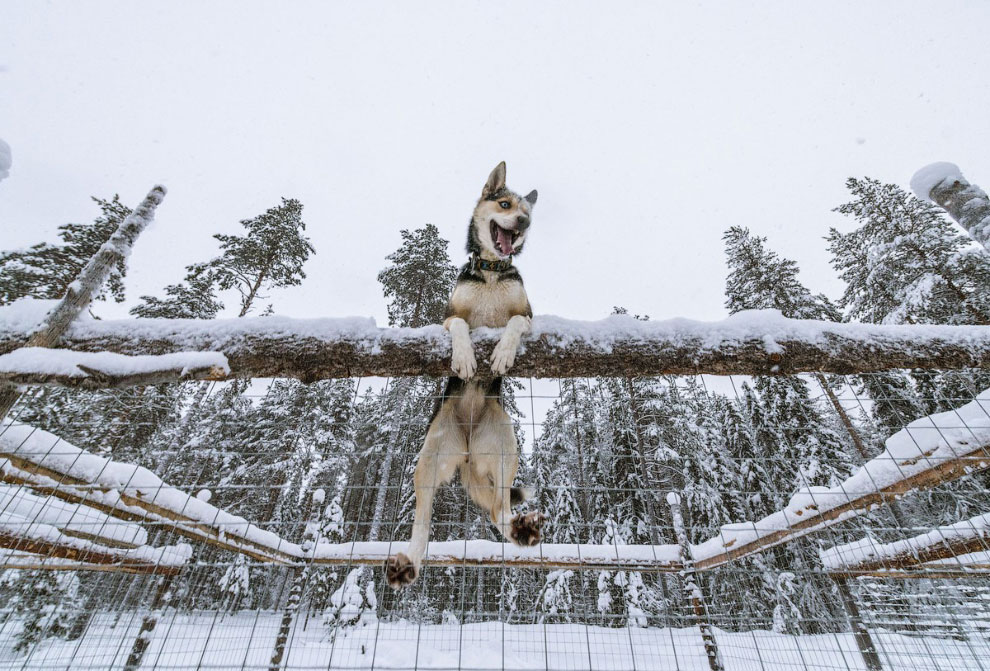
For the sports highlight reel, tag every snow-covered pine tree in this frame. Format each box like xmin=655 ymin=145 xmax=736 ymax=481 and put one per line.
xmin=530 ymin=378 xmax=597 ymax=622
xmin=6 ymin=570 xmax=81 ymax=653
xmin=208 ymin=198 xmax=315 ymax=317
xmin=308 ymin=490 xmax=347 ymax=612
xmin=830 ymin=176 xmax=990 ymax=411
xmin=218 ymin=554 xmax=251 ymax=614
xmin=724 ymin=226 xmax=857 ymax=490
xmin=723 ymin=226 xmax=863 ymax=631
xmin=590 ymin=311 xmax=668 ymax=626
xmin=0 ymin=195 xmax=131 ymax=305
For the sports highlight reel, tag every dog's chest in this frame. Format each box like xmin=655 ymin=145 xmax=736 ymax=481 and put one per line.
xmin=450 ymin=278 xmax=529 ymax=329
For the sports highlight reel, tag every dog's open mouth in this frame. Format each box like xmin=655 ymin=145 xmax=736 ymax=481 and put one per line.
xmin=490 ymin=220 xmax=520 ymax=256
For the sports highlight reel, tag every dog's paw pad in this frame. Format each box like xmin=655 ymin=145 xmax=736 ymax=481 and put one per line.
xmin=386 ymin=553 xmax=417 ymax=589
xmin=510 ymin=512 xmax=545 ymax=547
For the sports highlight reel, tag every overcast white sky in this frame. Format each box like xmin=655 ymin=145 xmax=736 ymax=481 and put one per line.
xmin=2 ymin=1 xmax=989 ymax=326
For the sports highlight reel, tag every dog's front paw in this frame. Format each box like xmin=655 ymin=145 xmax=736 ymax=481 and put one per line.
xmin=386 ymin=553 xmax=418 ymax=589
xmin=451 ymin=346 xmax=477 ymax=380
xmin=490 ymin=340 xmax=518 ymax=375
xmin=509 ymin=512 xmax=545 ymax=547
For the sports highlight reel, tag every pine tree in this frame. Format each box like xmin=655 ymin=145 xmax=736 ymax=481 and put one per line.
xmin=0 ymin=196 xmax=131 ymax=305
xmin=218 ymin=555 xmax=251 ymax=613
xmin=208 ymin=198 xmax=315 ymax=317
xmin=130 ymin=263 xmax=224 ymax=319
xmin=531 ymin=379 xmax=598 ymax=622
xmin=7 ymin=570 xmax=81 ymax=653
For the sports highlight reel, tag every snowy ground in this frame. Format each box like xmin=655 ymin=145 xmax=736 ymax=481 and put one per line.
xmin=0 ymin=613 xmax=987 ymax=670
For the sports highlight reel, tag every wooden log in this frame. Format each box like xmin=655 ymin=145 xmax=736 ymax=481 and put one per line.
xmin=829 ymin=567 xmax=990 ymax=580
xmin=0 ymin=550 xmax=171 ymax=574
xmin=822 ymin=512 xmax=990 ymax=574
xmin=0 ymin=452 xmax=298 ymax=565
xmin=915 ymin=163 xmax=990 ymax=253
xmin=2 ymin=312 xmax=990 ymax=384
xmin=0 ymin=528 xmax=180 ymax=575
xmin=0 ymin=185 xmax=166 ymax=416
xmin=307 ymin=534 xmax=682 ymax=571
xmin=693 ymin=443 xmax=990 ymax=571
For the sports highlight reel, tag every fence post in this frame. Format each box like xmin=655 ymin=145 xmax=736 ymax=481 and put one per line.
xmin=667 ymin=492 xmax=724 ymax=671
xmin=833 ymin=575 xmax=883 ymax=671
xmin=123 ymin=574 xmax=175 ymax=671
xmin=0 ymin=184 xmax=167 ymax=419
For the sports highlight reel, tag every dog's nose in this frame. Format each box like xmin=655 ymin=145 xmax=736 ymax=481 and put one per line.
xmin=516 ymin=215 xmax=530 ymax=229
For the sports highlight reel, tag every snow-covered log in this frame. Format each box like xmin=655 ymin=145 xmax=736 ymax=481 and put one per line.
xmin=0 ymin=421 xmax=302 ymax=564
xmin=821 ymin=510 xmax=990 ymax=574
xmin=912 ymin=162 xmax=990 ymax=252
xmin=0 ymin=347 xmax=229 ymax=389
xmin=3 ymin=303 xmax=990 ymax=383
xmin=308 ymin=538 xmax=683 ymax=571
xmin=0 ymin=549 xmax=162 ymax=573
xmin=0 ymin=523 xmax=189 ymax=575
xmin=692 ymin=389 xmax=990 ymax=570
xmin=0 ymin=185 xmax=166 ymax=415
xmin=0 ymin=483 xmax=147 ymax=548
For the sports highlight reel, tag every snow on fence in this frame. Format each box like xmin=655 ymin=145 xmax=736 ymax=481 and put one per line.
xmin=0 ymin=421 xmax=301 ymax=565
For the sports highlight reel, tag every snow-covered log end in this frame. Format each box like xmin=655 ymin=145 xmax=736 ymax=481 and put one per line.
xmin=911 ymin=162 xmax=963 ymax=202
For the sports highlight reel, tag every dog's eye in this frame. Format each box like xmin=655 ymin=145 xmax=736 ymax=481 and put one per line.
xmin=499 ymin=201 xmax=510 ymax=209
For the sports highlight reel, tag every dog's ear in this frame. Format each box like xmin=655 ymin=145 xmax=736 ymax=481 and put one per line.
xmin=524 ymin=189 xmax=538 ymax=206
xmin=483 ymin=161 xmax=507 ymax=198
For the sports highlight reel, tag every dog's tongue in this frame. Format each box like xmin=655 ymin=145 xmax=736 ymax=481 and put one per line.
xmin=496 ymin=227 xmax=514 ymax=255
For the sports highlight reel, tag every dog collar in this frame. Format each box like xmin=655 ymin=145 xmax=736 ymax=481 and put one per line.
xmin=472 ymin=255 xmax=513 ymax=273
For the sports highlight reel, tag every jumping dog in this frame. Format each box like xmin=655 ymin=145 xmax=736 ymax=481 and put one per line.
xmin=386 ymin=162 xmax=544 ymax=588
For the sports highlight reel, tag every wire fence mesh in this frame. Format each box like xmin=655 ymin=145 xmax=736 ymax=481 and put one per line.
xmin=0 ymin=369 xmax=988 ymax=670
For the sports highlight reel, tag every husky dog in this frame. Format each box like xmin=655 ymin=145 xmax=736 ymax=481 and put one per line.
xmin=386 ymin=162 xmax=544 ymax=589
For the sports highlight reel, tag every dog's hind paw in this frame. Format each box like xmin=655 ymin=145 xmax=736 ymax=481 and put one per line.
xmin=509 ymin=512 xmax=545 ymax=547
xmin=386 ymin=553 xmax=418 ymax=589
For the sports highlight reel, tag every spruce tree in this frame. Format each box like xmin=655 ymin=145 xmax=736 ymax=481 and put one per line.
xmin=829 ymin=177 xmax=990 ymax=326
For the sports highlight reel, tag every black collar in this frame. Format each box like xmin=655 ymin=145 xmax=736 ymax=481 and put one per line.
xmin=472 ymin=254 xmax=513 ymax=273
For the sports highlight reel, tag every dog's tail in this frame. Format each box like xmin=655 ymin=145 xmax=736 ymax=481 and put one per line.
xmin=510 ymin=486 xmax=534 ymax=507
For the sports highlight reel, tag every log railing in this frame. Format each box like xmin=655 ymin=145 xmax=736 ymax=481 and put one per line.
xmin=2 ymin=310 xmax=990 ymax=384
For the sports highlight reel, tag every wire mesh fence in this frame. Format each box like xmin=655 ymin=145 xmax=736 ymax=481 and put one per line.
xmin=0 ymin=369 xmax=989 ymax=670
